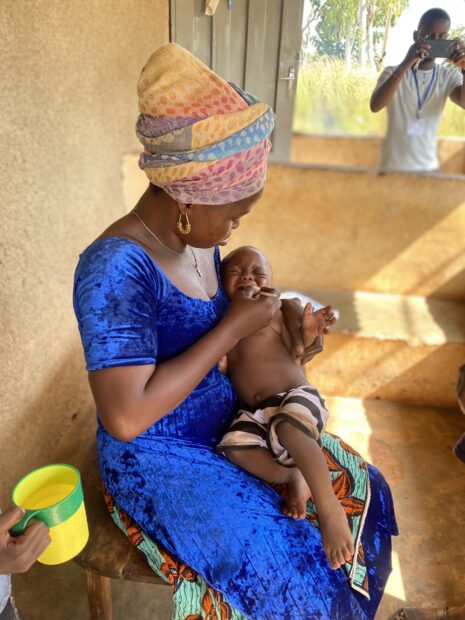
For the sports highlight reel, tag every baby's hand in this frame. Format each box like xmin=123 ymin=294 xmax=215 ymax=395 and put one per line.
xmin=302 ymin=303 xmax=336 ymax=347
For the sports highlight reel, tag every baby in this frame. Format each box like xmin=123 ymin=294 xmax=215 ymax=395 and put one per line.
xmin=217 ymin=245 xmax=354 ymax=570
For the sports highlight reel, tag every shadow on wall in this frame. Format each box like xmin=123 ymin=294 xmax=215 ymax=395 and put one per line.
xmin=441 ymin=143 xmax=465 ymax=175
xmin=429 ymin=267 xmax=465 ymax=301
xmin=365 ymin=343 xmax=465 ymax=404
xmin=427 ymin=267 xmax=465 ymax=348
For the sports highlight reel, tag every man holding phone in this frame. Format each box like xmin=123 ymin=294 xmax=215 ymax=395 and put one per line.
xmin=370 ymin=8 xmax=465 ymax=173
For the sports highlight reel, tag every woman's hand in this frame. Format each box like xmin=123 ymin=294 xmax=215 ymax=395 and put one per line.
xmin=222 ymin=288 xmax=281 ymax=340
xmin=90 ymin=289 xmax=281 ymax=442
xmin=0 ymin=507 xmax=50 ymax=575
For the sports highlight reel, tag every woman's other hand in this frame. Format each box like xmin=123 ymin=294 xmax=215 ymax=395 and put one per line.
xmin=281 ymin=298 xmax=336 ymax=364
xmin=223 ymin=288 xmax=281 ymax=340
xmin=0 ymin=507 xmax=51 ymax=574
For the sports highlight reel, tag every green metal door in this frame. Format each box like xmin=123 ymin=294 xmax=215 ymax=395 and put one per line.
xmin=170 ymin=0 xmax=304 ymax=161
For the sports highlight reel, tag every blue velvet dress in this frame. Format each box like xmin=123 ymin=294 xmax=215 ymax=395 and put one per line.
xmin=73 ymin=237 xmax=398 ymax=620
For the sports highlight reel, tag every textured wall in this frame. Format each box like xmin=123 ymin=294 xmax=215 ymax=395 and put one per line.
xmin=230 ymin=165 xmax=465 ymax=301
xmin=123 ymin=155 xmax=465 ymax=301
xmin=0 ymin=1 xmax=168 ymax=507
xmin=291 ymin=133 xmax=465 ymax=175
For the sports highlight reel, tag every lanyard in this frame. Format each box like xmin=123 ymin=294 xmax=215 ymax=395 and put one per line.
xmin=412 ymin=66 xmax=436 ymax=119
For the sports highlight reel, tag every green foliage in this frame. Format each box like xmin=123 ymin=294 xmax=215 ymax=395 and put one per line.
xmin=314 ymin=22 xmax=345 ymax=58
xmin=449 ymin=26 xmax=465 ymax=42
xmin=293 ymin=56 xmax=465 ymax=137
xmin=310 ymin=0 xmax=357 ymax=58
xmin=305 ymin=0 xmax=410 ymax=66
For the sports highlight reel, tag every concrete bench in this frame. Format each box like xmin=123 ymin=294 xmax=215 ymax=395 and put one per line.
xmin=74 ymin=440 xmax=167 ymax=620
xmin=303 ymin=290 xmax=465 ymax=407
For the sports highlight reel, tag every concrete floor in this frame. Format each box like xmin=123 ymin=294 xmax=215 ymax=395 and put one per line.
xmin=12 ymin=397 xmax=465 ymax=620
xmin=327 ymin=398 xmax=465 ymax=620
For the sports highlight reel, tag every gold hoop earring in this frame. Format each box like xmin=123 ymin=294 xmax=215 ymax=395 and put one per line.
xmin=177 ymin=213 xmax=191 ymax=235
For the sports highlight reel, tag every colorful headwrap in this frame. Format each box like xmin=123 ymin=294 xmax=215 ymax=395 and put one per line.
xmin=136 ymin=43 xmax=274 ymax=205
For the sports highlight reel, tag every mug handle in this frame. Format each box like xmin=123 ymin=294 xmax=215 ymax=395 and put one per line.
xmin=10 ymin=509 xmax=42 ymax=536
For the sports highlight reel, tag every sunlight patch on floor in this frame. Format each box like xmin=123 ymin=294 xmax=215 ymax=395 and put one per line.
xmin=384 ymin=550 xmax=406 ymax=602
xmin=325 ymin=396 xmax=373 ymax=459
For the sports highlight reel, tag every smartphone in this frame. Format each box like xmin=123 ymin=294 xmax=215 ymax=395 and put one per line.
xmin=424 ymin=39 xmax=459 ymax=58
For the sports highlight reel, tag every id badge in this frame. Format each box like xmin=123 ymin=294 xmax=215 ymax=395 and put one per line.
xmin=407 ymin=118 xmax=426 ymax=136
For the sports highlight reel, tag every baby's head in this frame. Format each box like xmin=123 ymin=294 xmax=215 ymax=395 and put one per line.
xmin=221 ymin=246 xmax=272 ymax=301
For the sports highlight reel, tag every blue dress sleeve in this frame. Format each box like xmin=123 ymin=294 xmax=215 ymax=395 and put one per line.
xmin=73 ymin=238 xmax=168 ymax=371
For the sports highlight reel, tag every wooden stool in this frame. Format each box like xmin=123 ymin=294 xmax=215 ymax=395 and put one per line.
xmin=74 ymin=441 xmax=167 ymax=620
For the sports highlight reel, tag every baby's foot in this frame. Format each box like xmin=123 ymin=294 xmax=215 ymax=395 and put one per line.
xmin=281 ymin=469 xmax=311 ymax=519
xmin=318 ymin=500 xmax=354 ymax=569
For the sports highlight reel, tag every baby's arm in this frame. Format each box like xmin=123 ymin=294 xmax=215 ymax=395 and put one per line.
xmin=274 ymin=310 xmax=315 ymax=368
xmin=279 ymin=298 xmax=336 ymax=364
xmin=279 ymin=313 xmax=299 ymax=362
xmin=254 ymin=290 xmax=336 ymax=363
xmin=281 ymin=302 xmax=335 ymax=365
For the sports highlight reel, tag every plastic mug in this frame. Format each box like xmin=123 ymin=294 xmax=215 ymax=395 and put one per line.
xmin=11 ymin=463 xmax=89 ymax=565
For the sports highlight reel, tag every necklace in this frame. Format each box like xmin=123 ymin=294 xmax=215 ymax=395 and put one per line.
xmin=133 ymin=211 xmax=202 ymax=277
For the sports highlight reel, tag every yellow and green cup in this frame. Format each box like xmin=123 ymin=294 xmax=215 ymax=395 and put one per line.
xmin=11 ymin=463 xmax=89 ymax=565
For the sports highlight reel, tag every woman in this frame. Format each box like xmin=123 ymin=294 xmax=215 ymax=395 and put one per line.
xmin=74 ymin=43 xmax=397 ymax=619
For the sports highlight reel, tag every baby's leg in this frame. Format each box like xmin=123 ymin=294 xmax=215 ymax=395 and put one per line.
xmin=275 ymin=421 xmax=354 ymax=569
xmin=224 ymin=448 xmax=310 ymax=519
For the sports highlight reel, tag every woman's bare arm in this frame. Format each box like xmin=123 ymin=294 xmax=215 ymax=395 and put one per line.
xmin=89 ymin=294 xmax=281 ymax=441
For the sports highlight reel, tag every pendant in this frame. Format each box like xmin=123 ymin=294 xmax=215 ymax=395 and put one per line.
xmin=195 ymin=264 xmax=202 ymax=278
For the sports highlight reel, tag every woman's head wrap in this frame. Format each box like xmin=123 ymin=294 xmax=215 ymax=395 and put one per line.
xmin=136 ymin=43 xmax=274 ymax=205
